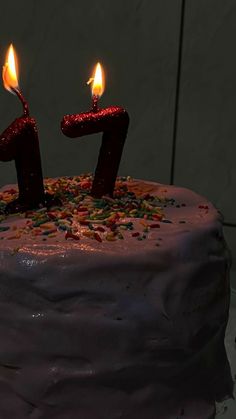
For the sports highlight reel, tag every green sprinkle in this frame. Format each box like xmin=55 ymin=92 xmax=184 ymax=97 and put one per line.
xmin=32 ymin=219 xmax=49 ymax=227
xmin=0 ymin=226 xmax=10 ymax=232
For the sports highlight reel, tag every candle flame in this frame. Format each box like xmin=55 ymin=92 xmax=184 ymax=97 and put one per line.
xmin=2 ymin=44 xmax=19 ymax=93
xmin=87 ymin=62 xmax=105 ymax=98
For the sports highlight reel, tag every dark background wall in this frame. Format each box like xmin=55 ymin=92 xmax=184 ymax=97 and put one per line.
xmin=0 ymin=0 xmax=235 ymax=287
xmin=0 ymin=0 xmax=182 ymax=184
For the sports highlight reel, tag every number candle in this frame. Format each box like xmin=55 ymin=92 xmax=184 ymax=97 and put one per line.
xmin=61 ymin=63 xmax=129 ymax=198
xmin=0 ymin=44 xmax=45 ymax=213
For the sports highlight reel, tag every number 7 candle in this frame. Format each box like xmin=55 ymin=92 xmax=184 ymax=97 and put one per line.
xmin=61 ymin=63 xmax=129 ymax=198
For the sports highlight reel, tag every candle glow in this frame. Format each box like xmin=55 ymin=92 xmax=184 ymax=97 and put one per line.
xmin=89 ymin=62 xmax=105 ymax=98
xmin=2 ymin=44 xmax=19 ymax=93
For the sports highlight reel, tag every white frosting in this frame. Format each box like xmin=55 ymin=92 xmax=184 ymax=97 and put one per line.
xmin=0 ymin=179 xmax=233 ymax=418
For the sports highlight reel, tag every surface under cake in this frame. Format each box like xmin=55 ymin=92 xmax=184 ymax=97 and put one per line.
xmin=0 ymin=175 xmax=233 ymax=419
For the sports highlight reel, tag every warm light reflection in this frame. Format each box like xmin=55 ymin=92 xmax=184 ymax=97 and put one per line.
xmin=2 ymin=43 xmax=19 ymax=93
xmin=88 ymin=62 xmax=105 ymax=98
xmin=18 ymin=243 xmax=105 ymax=257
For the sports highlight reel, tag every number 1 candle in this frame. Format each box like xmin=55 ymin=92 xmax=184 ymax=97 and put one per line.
xmin=0 ymin=44 xmax=45 ymax=213
xmin=61 ymin=63 xmax=129 ymax=198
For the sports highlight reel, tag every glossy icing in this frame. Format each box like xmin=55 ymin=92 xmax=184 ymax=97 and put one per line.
xmin=0 ymin=179 xmax=233 ymax=418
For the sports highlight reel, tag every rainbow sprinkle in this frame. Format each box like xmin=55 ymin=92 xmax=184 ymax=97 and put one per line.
xmin=0 ymin=175 xmax=170 ymax=244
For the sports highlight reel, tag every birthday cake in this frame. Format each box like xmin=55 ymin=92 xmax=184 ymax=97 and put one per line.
xmin=0 ymin=175 xmax=233 ymax=419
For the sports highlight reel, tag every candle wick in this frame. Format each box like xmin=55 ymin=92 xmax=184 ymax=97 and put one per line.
xmin=92 ymin=95 xmax=99 ymax=113
xmin=12 ymin=87 xmax=30 ymax=117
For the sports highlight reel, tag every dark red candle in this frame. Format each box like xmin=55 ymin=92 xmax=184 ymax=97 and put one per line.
xmin=0 ymin=44 xmax=46 ymax=213
xmin=61 ymin=63 xmax=129 ymax=198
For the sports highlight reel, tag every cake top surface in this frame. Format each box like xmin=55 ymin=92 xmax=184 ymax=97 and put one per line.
xmin=0 ymin=174 xmax=221 ymax=258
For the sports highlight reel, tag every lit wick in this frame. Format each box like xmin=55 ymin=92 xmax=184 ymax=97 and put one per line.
xmin=61 ymin=62 xmax=129 ymax=198
xmin=87 ymin=63 xmax=104 ymax=113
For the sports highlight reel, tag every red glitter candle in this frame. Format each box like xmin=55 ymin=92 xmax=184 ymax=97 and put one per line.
xmin=61 ymin=63 xmax=129 ymax=198
xmin=0 ymin=44 xmax=45 ymax=213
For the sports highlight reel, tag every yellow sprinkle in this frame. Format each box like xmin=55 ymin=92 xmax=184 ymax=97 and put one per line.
xmin=82 ymin=231 xmax=94 ymax=239
xmin=40 ymin=222 xmax=55 ymax=230
xmin=7 ymin=233 xmax=21 ymax=240
xmin=106 ymin=232 xmax=117 ymax=241
xmin=139 ymin=220 xmax=148 ymax=227
xmin=11 ymin=246 xmax=20 ymax=255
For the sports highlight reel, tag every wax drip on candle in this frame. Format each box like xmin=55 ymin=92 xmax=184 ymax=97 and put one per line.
xmin=11 ymin=87 xmax=29 ymax=116
xmin=61 ymin=62 xmax=129 ymax=198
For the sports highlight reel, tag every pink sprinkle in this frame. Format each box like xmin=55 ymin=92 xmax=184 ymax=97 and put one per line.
xmin=65 ymin=231 xmax=80 ymax=241
xmin=152 ymin=214 xmax=162 ymax=220
xmin=150 ymin=223 xmax=160 ymax=228
xmin=94 ymin=232 xmax=102 ymax=242
xmin=4 ymin=188 xmax=17 ymax=194
xmin=95 ymin=226 xmax=106 ymax=232
xmin=77 ymin=207 xmax=88 ymax=212
xmin=79 ymin=220 xmax=90 ymax=226
xmin=132 ymin=232 xmax=140 ymax=237
xmin=48 ymin=212 xmax=57 ymax=220
xmin=80 ymin=181 xmax=91 ymax=189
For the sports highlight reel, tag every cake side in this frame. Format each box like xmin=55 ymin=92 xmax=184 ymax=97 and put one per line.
xmin=0 ymin=176 xmax=233 ymax=419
